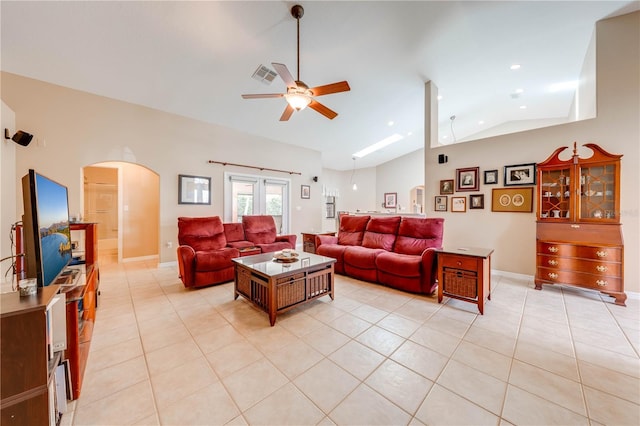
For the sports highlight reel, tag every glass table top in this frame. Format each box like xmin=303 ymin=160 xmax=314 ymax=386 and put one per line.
xmin=232 ymin=251 xmax=335 ymax=278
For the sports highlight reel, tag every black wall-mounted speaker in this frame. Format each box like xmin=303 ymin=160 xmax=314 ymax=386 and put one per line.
xmin=5 ymin=129 xmax=34 ymax=146
xmin=312 ymin=176 xmax=318 ymax=182
xmin=438 ymin=154 xmax=448 ymax=164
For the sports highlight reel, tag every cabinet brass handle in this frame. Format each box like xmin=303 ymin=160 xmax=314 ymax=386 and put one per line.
xmin=596 ymin=265 xmax=608 ymax=272
xmin=548 ymin=272 xmax=558 ymax=279
xmin=548 ymin=259 xmax=558 ymax=266
xmin=596 ymin=250 xmax=607 ymax=258
xmin=596 ymin=280 xmax=607 ymax=287
xmin=548 ymin=246 xmax=559 ymax=253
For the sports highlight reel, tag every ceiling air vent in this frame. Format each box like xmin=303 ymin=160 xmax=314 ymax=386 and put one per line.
xmin=251 ymin=65 xmax=277 ymax=85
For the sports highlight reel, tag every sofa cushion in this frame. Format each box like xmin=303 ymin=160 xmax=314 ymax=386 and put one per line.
xmin=344 ymin=246 xmax=385 ymax=269
xmin=376 ymin=252 xmax=422 ymax=277
xmin=195 ymin=247 xmax=238 ymax=271
xmin=242 ymin=215 xmax=277 ymax=244
xmin=337 ymin=215 xmax=370 ymax=246
xmin=178 ymin=216 xmax=227 ymax=251
xmin=394 ymin=218 xmax=444 ymax=255
xmin=223 ymin=223 xmax=246 ymax=243
xmin=362 ymin=216 xmax=401 ymax=251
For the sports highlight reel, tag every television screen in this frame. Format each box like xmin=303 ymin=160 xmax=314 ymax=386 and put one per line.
xmin=22 ymin=170 xmax=73 ymax=287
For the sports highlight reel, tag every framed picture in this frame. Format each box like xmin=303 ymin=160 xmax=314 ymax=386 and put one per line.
xmin=434 ymin=196 xmax=448 ymax=211
xmin=469 ymin=194 xmax=485 ymax=209
xmin=491 ymin=187 xmax=534 ymax=212
xmin=178 ymin=174 xmax=211 ymax=205
xmin=451 ymin=196 xmax=467 ymax=212
xmin=440 ymin=179 xmax=454 ymax=195
xmin=301 ymin=185 xmax=311 ymax=199
xmin=325 ymin=202 xmax=336 ymax=218
xmin=484 ymin=170 xmax=498 ymax=185
xmin=384 ymin=192 xmax=397 ymax=208
xmin=456 ymin=167 xmax=480 ymax=191
xmin=504 ymin=163 xmax=536 ymax=186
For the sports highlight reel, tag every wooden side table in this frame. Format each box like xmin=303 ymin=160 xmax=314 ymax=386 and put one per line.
xmin=301 ymin=232 xmax=336 ymax=254
xmin=437 ymin=247 xmax=494 ymax=314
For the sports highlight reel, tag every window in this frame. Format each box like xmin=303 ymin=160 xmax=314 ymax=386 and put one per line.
xmin=223 ymin=172 xmax=291 ymax=233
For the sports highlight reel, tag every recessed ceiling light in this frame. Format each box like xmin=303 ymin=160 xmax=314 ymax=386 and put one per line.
xmin=520 ymin=105 xmax=527 ymax=109
xmin=510 ymin=64 xmax=521 ymax=70
xmin=478 ymin=120 xmax=485 ymax=125
xmin=387 ymin=121 xmax=394 ymax=127
xmin=407 ymin=131 xmax=413 ymax=136
xmin=515 ymin=88 xmax=524 ymax=94
xmin=437 ymin=95 xmax=443 ymax=101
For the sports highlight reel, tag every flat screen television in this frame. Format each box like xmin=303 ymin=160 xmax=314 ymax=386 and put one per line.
xmin=22 ymin=169 xmax=73 ymax=287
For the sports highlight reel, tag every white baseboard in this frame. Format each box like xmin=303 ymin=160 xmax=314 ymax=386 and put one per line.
xmin=158 ymin=260 xmax=178 ymax=268
xmin=122 ymin=255 xmax=158 ymax=263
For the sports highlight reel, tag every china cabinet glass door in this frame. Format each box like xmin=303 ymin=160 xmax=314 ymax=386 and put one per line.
xmin=539 ymin=166 xmax=571 ymax=220
xmin=579 ymin=163 xmax=618 ymax=221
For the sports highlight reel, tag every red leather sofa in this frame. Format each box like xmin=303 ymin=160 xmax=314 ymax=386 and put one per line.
xmin=177 ymin=215 xmax=297 ymax=289
xmin=316 ymin=215 xmax=444 ymax=294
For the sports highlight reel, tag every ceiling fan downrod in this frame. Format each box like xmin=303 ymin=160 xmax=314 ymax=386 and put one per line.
xmin=291 ymin=4 xmax=304 ymax=83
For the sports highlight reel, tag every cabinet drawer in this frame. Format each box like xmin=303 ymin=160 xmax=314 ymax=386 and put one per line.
xmin=440 ymin=254 xmax=478 ymax=271
xmin=302 ymin=234 xmax=315 ymax=244
xmin=537 ymin=242 xmax=622 ymax=261
xmin=536 ymin=255 xmax=621 ymax=277
xmin=536 ymin=267 xmax=622 ymax=291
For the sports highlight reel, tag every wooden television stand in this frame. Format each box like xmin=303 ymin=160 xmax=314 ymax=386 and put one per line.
xmin=16 ymin=222 xmax=100 ymax=400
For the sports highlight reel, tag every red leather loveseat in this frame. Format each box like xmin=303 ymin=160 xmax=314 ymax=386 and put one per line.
xmin=177 ymin=215 xmax=296 ymax=289
xmin=316 ymin=215 xmax=444 ymax=294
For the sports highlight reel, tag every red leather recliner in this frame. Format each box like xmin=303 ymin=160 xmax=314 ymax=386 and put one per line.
xmin=177 ymin=216 xmax=239 ymax=288
xmin=241 ymin=215 xmax=297 ymax=253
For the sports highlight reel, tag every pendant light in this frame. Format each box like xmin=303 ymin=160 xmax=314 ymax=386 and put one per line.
xmin=350 ymin=157 xmax=358 ymax=191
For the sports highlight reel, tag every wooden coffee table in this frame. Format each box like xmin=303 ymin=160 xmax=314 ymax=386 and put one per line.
xmin=232 ymin=252 xmax=336 ymax=326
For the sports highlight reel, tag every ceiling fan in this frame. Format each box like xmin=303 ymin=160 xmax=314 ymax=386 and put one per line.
xmin=241 ymin=4 xmax=350 ymax=121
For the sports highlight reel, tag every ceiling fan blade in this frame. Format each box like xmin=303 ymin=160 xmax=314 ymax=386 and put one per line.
xmin=272 ymin=63 xmax=297 ymax=88
xmin=309 ymin=100 xmax=338 ymax=120
xmin=280 ymin=104 xmax=295 ymax=121
xmin=309 ymin=81 xmax=351 ymax=97
xmin=241 ymin=93 xmax=284 ymax=99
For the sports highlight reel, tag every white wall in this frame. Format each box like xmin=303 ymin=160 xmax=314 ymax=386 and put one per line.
xmin=1 ymin=101 xmax=17 ymax=263
xmin=1 ymin=74 xmax=325 ymax=263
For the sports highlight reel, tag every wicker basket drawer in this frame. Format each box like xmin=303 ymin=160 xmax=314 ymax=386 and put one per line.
xmin=276 ymin=273 xmax=306 ymax=309
xmin=236 ymin=267 xmax=252 ymax=297
xmin=442 ymin=267 xmax=478 ymax=299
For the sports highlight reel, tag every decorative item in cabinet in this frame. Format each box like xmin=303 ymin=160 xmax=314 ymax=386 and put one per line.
xmin=535 ymin=142 xmax=624 ymax=305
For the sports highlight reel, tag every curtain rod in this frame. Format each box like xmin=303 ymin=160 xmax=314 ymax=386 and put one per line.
xmin=208 ymin=160 xmax=301 ymax=175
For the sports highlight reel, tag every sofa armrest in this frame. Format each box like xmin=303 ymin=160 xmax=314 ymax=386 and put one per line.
xmin=316 ymin=235 xmax=338 ymax=247
xmin=275 ymin=234 xmax=297 ymax=249
xmin=420 ymin=247 xmax=440 ymax=294
xmin=177 ymin=245 xmax=196 ymax=288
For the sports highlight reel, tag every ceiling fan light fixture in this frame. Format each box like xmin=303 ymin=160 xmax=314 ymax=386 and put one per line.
xmin=285 ymin=93 xmax=311 ymax=110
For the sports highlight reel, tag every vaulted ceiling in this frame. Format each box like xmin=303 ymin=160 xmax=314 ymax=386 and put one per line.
xmin=2 ymin=1 xmax=637 ymax=170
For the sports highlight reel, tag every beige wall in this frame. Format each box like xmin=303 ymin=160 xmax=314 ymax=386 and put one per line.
xmin=1 ymin=101 xmax=17 ymax=262
xmin=1 ymin=74 xmax=324 ymax=263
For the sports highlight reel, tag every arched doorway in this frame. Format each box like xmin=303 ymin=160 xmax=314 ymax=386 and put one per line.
xmin=82 ymin=162 xmax=159 ymax=264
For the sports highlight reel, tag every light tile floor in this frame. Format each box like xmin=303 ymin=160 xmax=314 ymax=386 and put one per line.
xmin=61 ymin=260 xmax=639 ymax=425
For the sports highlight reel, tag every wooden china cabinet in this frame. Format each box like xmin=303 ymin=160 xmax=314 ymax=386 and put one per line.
xmin=535 ymin=142 xmax=625 ymax=305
